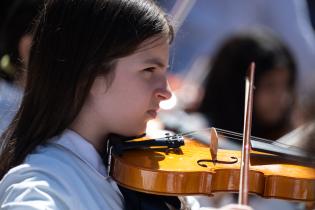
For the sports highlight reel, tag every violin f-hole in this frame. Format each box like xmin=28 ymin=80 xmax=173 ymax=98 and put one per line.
xmin=197 ymin=157 xmax=238 ymax=167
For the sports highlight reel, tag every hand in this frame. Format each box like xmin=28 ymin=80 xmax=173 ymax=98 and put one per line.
xmin=200 ymin=204 xmax=253 ymax=210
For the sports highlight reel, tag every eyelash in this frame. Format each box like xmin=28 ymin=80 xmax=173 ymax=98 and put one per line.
xmin=143 ymin=67 xmax=155 ymax=73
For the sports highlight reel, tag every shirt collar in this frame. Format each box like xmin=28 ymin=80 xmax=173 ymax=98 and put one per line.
xmin=52 ymin=129 xmax=107 ymax=177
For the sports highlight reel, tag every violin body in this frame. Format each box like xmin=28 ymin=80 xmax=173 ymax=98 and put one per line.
xmin=110 ymin=139 xmax=315 ymax=201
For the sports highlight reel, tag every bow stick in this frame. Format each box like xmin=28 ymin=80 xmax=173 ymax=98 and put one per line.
xmin=238 ymin=62 xmax=255 ymax=205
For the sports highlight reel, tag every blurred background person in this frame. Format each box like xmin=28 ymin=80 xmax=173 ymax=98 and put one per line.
xmin=158 ymin=29 xmax=297 ymax=143
xmin=198 ymin=29 xmax=297 ymax=141
xmin=0 ymin=0 xmax=43 ymax=135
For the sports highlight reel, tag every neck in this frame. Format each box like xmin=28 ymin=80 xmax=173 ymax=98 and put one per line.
xmin=69 ymin=115 xmax=109 ymax=152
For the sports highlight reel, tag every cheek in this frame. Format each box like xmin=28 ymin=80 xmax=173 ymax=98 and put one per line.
xmin=107 ymin=78 xmax=152 ymax=120
xmin=114 ymin=81 xmax=150 ymax=110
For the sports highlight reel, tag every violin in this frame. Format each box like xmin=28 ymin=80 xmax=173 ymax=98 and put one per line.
xmin=107 ymin=63 xmax=315 ymax=203
xmin=108 ymin=129 xmax=315 ymax=201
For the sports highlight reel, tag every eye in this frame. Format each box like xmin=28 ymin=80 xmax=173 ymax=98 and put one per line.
xmin=143 ymin=67 xmax=155 ymax=73
xmin=141 ymin=67 xmax=156 ymax=79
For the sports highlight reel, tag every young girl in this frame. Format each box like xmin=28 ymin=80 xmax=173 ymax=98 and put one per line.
xmin=0 ymin=0 xmax=252 ymax=209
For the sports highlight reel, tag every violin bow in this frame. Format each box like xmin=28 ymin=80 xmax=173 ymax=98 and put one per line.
xmin=238 ymin=62 xmax=255 ymax=205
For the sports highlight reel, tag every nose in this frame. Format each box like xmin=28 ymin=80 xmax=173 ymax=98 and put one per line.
xmin=155 ymin=81 xmax=172 ymax=101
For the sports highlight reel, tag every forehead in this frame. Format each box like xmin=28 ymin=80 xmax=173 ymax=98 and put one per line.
xmin=116 ymin=36 xmax=170 ymax=66
xmin=136 ymin=36 xmax=170 ymax=52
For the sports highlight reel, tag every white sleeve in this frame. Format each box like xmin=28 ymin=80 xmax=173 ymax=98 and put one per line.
xmin=0 ymin=176 xmax=72 ymax=210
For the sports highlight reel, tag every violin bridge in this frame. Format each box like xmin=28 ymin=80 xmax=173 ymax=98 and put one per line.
xmin=210 ymin=127 xmax=219 ymax=164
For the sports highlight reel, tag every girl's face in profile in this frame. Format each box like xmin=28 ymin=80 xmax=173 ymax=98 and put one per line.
xmin=87 ymin=37 xmax=172 ymax=137
xmin=254 ymin=67 xmax=292 ymax=126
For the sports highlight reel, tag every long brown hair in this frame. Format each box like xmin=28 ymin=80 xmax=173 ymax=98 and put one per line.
xmin=0 ymin=0 xmax=173 ymax=178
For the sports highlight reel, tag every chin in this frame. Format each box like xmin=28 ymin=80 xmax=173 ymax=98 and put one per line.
xmin=119 ymin=126 xmax=147 ymax=138
xmin=131 ymin=128 xmax=147 ymax=137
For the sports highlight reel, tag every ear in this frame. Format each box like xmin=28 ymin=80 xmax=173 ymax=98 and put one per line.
xmin=90 ymin=76 xmax=108 ymax=96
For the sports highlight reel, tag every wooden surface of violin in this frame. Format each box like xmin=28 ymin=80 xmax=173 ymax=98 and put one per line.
xmin=110 ymin=138 xmax=315 ymax=201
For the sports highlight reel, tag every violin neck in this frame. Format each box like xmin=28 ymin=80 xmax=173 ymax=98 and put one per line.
xmin=251 ymin=139 xmax=315 ymax=166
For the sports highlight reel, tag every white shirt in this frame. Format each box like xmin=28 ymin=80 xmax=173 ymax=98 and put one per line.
xmin=0 ymin=80 xmax=22 ymax=135
xmin=0 ymin=129 xmax=124 ymax=210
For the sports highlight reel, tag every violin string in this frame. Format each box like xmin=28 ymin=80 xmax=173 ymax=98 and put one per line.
xmin=215 ymin=128 xmax=304 ymax=149
xmin=182 ymin=127 xmax=271 ymax=143
xmin=216 ymin=128 xmax=270 ymax=142
xmin=181 ymin=127 xmax=304 ymax=150
xmin=217 ymin=128 xmax=307 ymax=150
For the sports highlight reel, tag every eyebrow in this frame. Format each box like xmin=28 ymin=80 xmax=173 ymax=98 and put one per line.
xmin=144 ymin=57 xmax=168 ymax=69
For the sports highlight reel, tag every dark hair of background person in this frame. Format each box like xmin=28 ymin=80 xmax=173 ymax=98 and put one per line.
xmin=0 ymin=0 xmax=43 ymax=83
xmin=0 ymin=0 xmax=173 ymax=178
xmin=199 ymin=30 xmax=297 ymax=141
